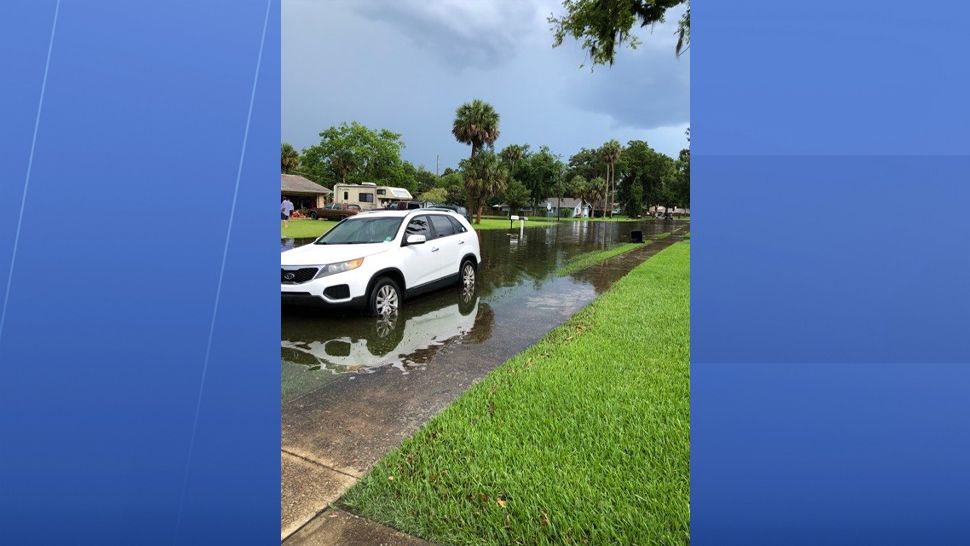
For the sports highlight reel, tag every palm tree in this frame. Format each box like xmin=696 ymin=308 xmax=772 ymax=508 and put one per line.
xmin=452 ymin=100 xmax=501 ymax=159
xmin=600 ymin=140 xmax=621 ymax=218
xmin=281 ymin=143 xmax=299 ymax=173
xmin=460 ymin=150 xmax=508 ymax=224
xmin=500 ymin=144 xmax=526 ymax=169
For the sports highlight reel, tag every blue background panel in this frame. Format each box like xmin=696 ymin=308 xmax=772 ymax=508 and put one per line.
xmin=693 ymin=362 xmax=970 ymax=545
xmin=693 ymin=1 xmax=970 ymax=156
xmin=693 ymin=155 xmax=970 ymax=364
xmin=0 ymin=1 xmax=279 ymax=543
xmin=694 ymin=0 xmax=970 ymax=543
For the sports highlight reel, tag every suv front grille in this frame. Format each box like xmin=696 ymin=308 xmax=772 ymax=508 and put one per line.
xmin=281 ymin=267 xmax=318 ymax=284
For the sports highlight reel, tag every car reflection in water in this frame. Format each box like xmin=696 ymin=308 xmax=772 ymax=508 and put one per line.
xmin=282 ymin=282 xmax=493 ymax=381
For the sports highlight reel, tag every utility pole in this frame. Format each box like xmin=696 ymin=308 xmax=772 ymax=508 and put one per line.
xmin=436 ymin=154 xmax=439 ymax=177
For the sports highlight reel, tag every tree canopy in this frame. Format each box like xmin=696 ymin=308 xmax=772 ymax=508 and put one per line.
xmin=284 ymin=117 xmax=688 ymax=216
xmin=460 ymin=150 xmax=508 ymax=224
xmin=281 ymin=143 xmax=299 ymax=174
xmin=300 ymin=122 xmax=406 ymax=186
xmin=502 ymin=178 xmax=531 ymax=216
xmin=452 ymin=100 xmax=501 ymax=158
xmin=550 ymin=0 xmax=689 ymax=66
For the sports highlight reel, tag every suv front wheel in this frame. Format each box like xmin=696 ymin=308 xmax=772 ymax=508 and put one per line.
xmin=368 ymin=277 xmax=401 ymax=317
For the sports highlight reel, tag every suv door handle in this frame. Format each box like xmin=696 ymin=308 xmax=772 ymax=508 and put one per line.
xmin=431 ymin=247 xmax=439 ymax=252
xmin=458 ymin=240 xmax=465 ymax=245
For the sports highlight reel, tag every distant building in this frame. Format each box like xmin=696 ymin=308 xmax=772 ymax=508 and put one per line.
xmin=647 ymin=205 xmax=690 ymax=217
xmin=537 ymin=197 xmax=591 ymax=218
xmin=492 ymin=198 xmax=592 ymax=217
xmin=281 ymin=174 xmax=331 ymax=210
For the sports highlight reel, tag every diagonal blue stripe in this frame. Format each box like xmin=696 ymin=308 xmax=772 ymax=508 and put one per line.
xmin=172 ymin=0 xmax=274 ymax=541
xmin=0 ymin=0 xmax=60 ymax=352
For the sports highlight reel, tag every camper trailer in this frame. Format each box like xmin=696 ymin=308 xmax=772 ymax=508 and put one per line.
xmin=332 ymin=182 xmax=413 ymax=211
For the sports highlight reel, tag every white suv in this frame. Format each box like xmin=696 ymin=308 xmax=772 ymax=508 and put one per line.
xmin=281 ymin=209 xmax=481 ymax=315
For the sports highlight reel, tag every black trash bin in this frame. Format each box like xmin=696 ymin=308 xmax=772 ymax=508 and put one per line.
xmin=630 ymin=230 xmax=644 ymax=243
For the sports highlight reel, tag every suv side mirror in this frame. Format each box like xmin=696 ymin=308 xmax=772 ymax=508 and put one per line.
xmin=405 ymin=234 xmax=426 ymax=245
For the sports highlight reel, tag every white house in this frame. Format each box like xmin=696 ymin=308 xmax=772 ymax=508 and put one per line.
xmin=538 ymin=197 xmax=591 ymax=218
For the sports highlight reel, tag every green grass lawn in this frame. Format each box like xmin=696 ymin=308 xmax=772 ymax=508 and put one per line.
xmin=556 ymin=242 xmax=645 ymax=276
xmin=341 ymin=242 xmax=690 ymax=545
xmin=471 ymin=217 xmax=557 ymax=230
xmin=281 ymin=218 xmax=336 ymax=239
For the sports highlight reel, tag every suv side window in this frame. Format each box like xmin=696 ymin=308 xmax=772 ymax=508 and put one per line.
xmin=429 ymin=215 xmax=456 ymax=238
xmin=404 ymin=215 xmax=432 ymax=240
xmin=448 ymin=216 xmax=467 ymax=233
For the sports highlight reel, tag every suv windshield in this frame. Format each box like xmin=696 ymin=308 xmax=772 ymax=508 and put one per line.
xmin=316 ymin=217 xmax=403 ymax=245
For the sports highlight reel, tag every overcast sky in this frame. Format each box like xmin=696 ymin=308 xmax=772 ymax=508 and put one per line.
xmin=282 ymin=0 xmax=689 ymax=172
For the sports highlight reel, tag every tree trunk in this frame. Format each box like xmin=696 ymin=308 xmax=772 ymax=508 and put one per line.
xmin=608 ymin=161 xmax=614 ymax=218
xmin=467 ymin=194 xmax=477 ymax=224
xmin=475 ymin=199 xmax=485 ymax=224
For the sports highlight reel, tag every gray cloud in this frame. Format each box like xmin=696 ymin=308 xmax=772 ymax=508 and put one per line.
xmin=353 ymin=0 xmax=546 ymax=69
xmin=283 ymin=0 xmax=689 ymax=170
xmin=570 ymin=47 xmax=690 ymax=130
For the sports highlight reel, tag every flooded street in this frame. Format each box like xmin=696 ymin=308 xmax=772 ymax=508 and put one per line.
xmin=279 ymin=219 xmax=689 ymax=536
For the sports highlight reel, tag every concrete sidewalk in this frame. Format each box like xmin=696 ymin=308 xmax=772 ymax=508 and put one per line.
xmin=284 ymin=508 xmax=430 ymax=546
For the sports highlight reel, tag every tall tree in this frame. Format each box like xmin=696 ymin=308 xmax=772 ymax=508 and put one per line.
xmin=452 ymin=99 xmax=501 ymax=158
xmin=600 ymin=140 xmax=622 ymax=217
xmin=550 ymin=0 xmax=689 ymax=66
xmin=437 ymin=171 xmax=466 ymax=206
xmin=281 ymin=143 xmax=299 ymax=174
xmin=671 ymin=147 xmax=690 ymax=209
xmin=300 ymin=122 xmax=405 ymax=185
xmin=519 ymin=146 xmax=561 ymax=211
xmin=587 ymin=176 xmax=606 ymax=218
xmin=567 ymin=147 xmax=606 ymax=184
xmin=413 ymin=165 xmax=439 ymax=194
xmin=503 ymin=178 xmax=531 ymax=217
xmin=619 ymin=140 xmax=673 ymax=214
xmin=460 ymin=150 xmax=508 ymax=224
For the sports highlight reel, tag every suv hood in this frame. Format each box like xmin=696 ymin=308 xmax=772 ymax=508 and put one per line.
xmin=281 ymin=242 xmax=390 ymax=267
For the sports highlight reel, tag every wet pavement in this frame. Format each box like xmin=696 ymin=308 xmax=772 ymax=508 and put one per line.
xmin=279 ymin=219 xmax=689 ymax=540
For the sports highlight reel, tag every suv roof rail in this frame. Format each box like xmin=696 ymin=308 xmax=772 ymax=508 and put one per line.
xmin=421 ymin=206 xmax=458 ymax=213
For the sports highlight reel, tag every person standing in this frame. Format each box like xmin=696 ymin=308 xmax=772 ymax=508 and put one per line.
xmin=281 ymin=197 xmax=294 ymax=231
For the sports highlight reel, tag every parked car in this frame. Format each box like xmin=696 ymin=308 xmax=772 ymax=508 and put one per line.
xmin=281 ymin=210 xmax=481 ymax=315
xmin=422 ymin=202 xmax=470 ymax=222
xmin=308 ymin=203 xmax=360 ymax=220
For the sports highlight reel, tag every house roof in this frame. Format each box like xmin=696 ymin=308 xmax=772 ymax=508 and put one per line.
xmin=281 ymin=174 xmax=332 ymax=195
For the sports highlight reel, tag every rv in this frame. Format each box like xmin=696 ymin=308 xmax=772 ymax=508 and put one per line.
xmin=332 ymin=182 xmax=413 ymax=211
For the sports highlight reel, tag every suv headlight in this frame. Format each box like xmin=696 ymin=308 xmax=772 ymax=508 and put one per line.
xmin=314 ymin=257 xmax=364 ymax=279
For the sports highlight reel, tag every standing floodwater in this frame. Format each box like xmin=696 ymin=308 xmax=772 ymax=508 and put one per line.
xmin=281 ymin=219 xmax=688 ymax=400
